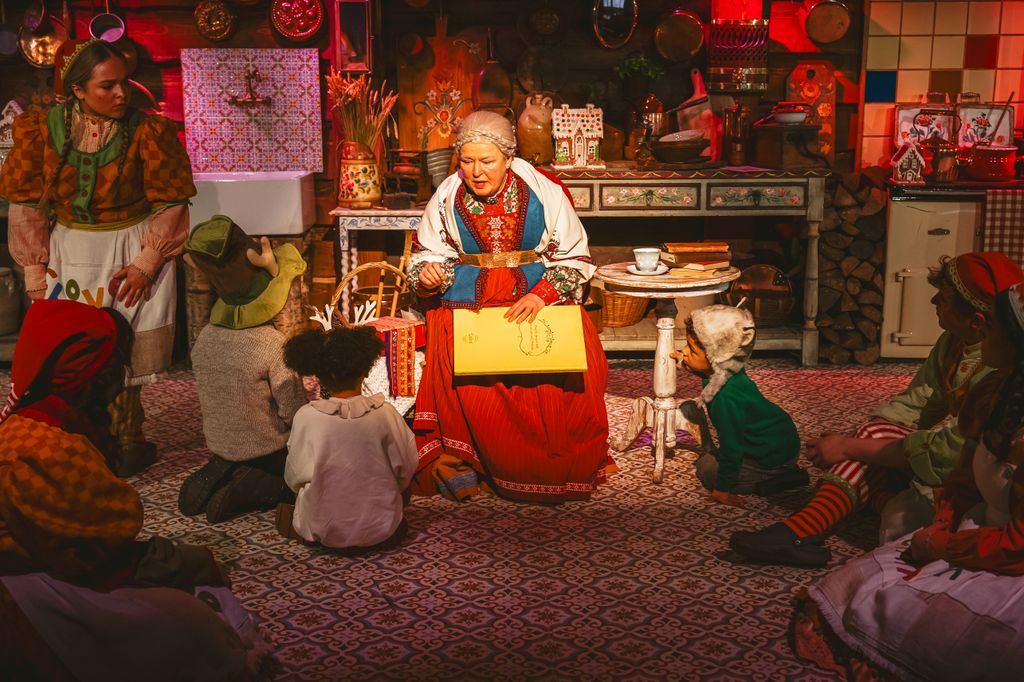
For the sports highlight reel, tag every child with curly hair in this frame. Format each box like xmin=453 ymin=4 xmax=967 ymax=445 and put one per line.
xmin=281 ymin=325 xmax=418 ymax=551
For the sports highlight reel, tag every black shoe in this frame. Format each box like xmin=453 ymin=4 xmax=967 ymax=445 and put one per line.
xmin=179 ymin=456 xmax=239 ymax=516
xmin=754 ymin=467 xmax=811 ymax=496
xmin=206 ymin=465 xmax=286 ymax=524
xmin=113 ymin=442 xmax=158 ymax=478
xmin=729 ymin=523 xmax=831 ymax=567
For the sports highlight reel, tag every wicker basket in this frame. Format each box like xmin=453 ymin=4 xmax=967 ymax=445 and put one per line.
xmin=599 ymin=288 xmax=649 ymax=327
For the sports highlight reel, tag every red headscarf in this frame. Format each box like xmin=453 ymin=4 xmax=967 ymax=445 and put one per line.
xmin=946 ymin=252 xmax=1024 ymax=312
xmin=1 ymin=300 xmax=119 ymax=423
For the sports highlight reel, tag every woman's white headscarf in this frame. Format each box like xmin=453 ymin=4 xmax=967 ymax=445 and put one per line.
xmin=454 ymin=111 xmax=517 ymax=158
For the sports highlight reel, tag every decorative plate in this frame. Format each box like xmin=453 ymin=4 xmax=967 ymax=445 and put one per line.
xmin=626 ymin=264 xmax=669 ymax=276
xmin=271 ymin=0 xmax=324 ymax=43
xmin=194 ymin=0 xmax=237 ymax=42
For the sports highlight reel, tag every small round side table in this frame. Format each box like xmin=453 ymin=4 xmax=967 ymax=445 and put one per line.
xmin=593 ymin=263 xmax=741 ymax=483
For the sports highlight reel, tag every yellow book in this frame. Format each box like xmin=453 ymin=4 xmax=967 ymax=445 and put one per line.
xmin=453 ymin=306 xmax=588 ymax=375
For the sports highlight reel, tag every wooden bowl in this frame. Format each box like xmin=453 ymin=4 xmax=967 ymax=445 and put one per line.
xmin=651 ymin=137 xmax=710 ymax=163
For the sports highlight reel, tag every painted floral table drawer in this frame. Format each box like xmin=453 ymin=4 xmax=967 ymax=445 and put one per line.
xmin=707 ymin=184 xmax=805 ymax=209
xmin=567 ymin=185 xmax=593 ymax=210
xmin=598 ymin=184 xmax=699 ymax=210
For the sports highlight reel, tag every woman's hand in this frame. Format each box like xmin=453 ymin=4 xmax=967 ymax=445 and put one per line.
xmin=112 ymin=265 xmax=153 ymax=308
xmin=806 ymin=433 xmax=851 ymax=468
xmin=418 ymin=262 xmax=445 ymax=291
xmin=505 ymin=293 xmax=546 ymax=324
xmin=26 ymin=286 xmax=47 ymax=301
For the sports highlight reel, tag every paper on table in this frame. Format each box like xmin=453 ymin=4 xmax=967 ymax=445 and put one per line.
xmin=453 ymin=306 xmax=588 ymax=375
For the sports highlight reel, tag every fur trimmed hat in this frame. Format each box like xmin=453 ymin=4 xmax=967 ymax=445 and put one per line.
xmin=689 ymin=304 xmax=756 ymax=403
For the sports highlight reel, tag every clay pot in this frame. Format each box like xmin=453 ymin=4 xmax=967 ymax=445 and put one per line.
xmin=338 ymin=141 xmax=381 ymax=209
xmin=517 ymin=93 xmax=554 ymax=165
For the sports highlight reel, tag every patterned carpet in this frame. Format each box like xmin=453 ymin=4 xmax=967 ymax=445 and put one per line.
xmin=1 ymin=358 xmax=919 ymax=681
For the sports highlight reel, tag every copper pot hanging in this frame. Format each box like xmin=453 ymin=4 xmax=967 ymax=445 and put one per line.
xmin=18 ymin=0 xmax=68 ymax=68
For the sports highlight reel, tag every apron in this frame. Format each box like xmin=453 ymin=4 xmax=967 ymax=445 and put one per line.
xmin=45 ymin=217 xmax=176 ymax=385
xmin=809 ymin=443 xmax=1022 ymax=681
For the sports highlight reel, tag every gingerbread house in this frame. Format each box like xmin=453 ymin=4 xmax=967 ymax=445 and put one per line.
xmin=551 ymin=103 xmax=605 ymax=170
xmin=890 ymin=141 xmax=925 ymax=184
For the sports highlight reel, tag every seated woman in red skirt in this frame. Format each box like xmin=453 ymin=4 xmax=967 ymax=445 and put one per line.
xmin=408 ymin=111 xmax=612 ymax=504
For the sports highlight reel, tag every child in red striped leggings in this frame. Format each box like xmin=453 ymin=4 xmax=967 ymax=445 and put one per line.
xmin=730 ymin=252 xmax=1022 ymax=567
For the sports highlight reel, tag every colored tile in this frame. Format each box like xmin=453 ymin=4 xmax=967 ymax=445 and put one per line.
xmin=931 ymin=35 xmax=966 ymax=69
xmin=865 ymin=70 xmax=898 ymax=103
xmin=901 ymin=2 xmax=935 ymax=35
xmin=968 ymin=1 xmax=1002 ymax=34
xmin=869 ymin=2 xmax=902 ymax=35
xmin=934 ymin=2 xmax=969 ymax=34
xmin=897 ymin=69 xmax=931 ymax=102
xmin=1004 ymin=2 xmax=1024 ymax=34
xmin=928 ymin=70 xmax=964 ymax=102
xmin=995 ymin=69 xmax=1024 ymax=101
xmin=964 ymin=35 xmax=1001 ymax=69
xmin=900 ymin=36 xmax=934 ymax=69
xmin=999 ymin=35 xmax=1024 ymax=68
xmin=180 ymin=48 xmax=323 ymax=174
xmin=861 ymin=137 xmax=891 ymax=169
xmin=863 ymin=103 xmax=896 ymax=138
xmin=868 ymin=36 xmax=901 ymax=70
xmin=962 ymin=69 xmax=997 ymax=101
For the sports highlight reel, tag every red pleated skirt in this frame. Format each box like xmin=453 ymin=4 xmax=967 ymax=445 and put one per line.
xmin=411 ymin=269 xmax=613 ymax=503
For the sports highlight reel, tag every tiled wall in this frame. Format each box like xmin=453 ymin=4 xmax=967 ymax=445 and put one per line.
xmin=181 ymin=49 xmax=323 ymax=174
xmin=861 ymin=1 xmax=1024 ymax=167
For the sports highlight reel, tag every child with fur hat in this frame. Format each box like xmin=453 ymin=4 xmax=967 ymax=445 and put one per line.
xmin=180 ymin=215 xmax=308 ymax=524
xmin=673 ymin=305 xmax=805 ymax=507
xmin=282 ymin=324 xmax=418 ymax=551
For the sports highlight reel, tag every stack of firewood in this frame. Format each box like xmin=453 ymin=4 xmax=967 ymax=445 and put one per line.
xmin=818 ymin=169 xmax=888 ymax=365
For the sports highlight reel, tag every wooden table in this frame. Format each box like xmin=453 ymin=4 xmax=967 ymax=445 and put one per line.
xmin=556 ymin=166 xmax=828 ymax=365
xmin=594 ymin=263 xmax=741 ymax=483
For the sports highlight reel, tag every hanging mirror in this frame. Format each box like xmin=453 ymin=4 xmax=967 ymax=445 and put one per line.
xmin=331 ymin=0 xmax=371 ymax=72
xmin=592 ymin=0 xmax=638 ymax=49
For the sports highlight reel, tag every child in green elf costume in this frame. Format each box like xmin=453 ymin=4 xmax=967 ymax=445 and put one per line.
xmin=179 ymin=215 xmax=309 ymax=523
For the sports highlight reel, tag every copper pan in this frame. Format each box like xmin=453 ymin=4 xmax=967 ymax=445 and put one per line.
xmin=654 ymin=9 xmax=704 ymax=62
xmin=19 ymin=1 xmax=68 ymax=68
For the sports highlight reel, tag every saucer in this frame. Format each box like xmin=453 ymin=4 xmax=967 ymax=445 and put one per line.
xmin=627 ymin=263 xmax=669 ymax=276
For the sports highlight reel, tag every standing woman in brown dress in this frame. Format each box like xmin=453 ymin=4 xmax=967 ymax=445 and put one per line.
xmin=0 ymin=39 xmax=196 ymax=476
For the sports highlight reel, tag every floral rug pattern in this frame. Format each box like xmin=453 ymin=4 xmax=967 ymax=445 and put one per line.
xmin=1 ymin=358 xmax=918 ymax=681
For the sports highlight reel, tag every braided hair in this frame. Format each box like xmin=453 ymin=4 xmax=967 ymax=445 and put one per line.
xmin=983 ymin=290 xmax=1024 ymax=460
xmin=37 ymin=41 xmax=130 ymax=211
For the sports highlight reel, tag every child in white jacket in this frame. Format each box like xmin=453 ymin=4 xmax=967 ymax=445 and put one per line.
xmin=282 ymin=324 xmax=417 ymax=550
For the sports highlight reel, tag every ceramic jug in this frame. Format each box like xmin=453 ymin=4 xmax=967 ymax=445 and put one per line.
xmin=518 ymin=93 xmax=555 ymax=165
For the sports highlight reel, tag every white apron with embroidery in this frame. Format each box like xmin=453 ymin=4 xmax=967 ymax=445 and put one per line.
xmin=45 ymin=217 xmax=175 ymax=384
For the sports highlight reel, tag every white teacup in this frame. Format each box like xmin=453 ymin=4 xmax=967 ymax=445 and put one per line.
xmin=633 ymin=248 xmax=661 ymax=272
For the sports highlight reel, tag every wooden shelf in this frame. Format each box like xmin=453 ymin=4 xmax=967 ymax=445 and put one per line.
xmin=598 ymin=317 xmax=801 ymax=352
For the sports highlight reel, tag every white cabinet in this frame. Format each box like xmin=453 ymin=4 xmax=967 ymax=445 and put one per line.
xmin=881 ymin=198 xmax=980 ymax=358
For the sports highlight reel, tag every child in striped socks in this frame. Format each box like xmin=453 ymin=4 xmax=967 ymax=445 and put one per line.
xmin=730 ymin=252 xmax=1023 ymax=567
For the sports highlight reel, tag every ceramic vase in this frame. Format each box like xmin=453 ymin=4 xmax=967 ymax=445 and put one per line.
xmin=338 ymin=141 xmax=382 ymax=209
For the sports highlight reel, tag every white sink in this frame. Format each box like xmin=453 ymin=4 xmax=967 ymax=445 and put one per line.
xmin=190 ymin=171 xmax=316 ymax=235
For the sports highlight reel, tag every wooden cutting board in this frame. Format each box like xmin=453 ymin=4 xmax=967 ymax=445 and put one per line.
xmin=396 ymin=16 xmax=483 ymax=150
xmin=786 ymin=61 xmax=836 ymax=162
